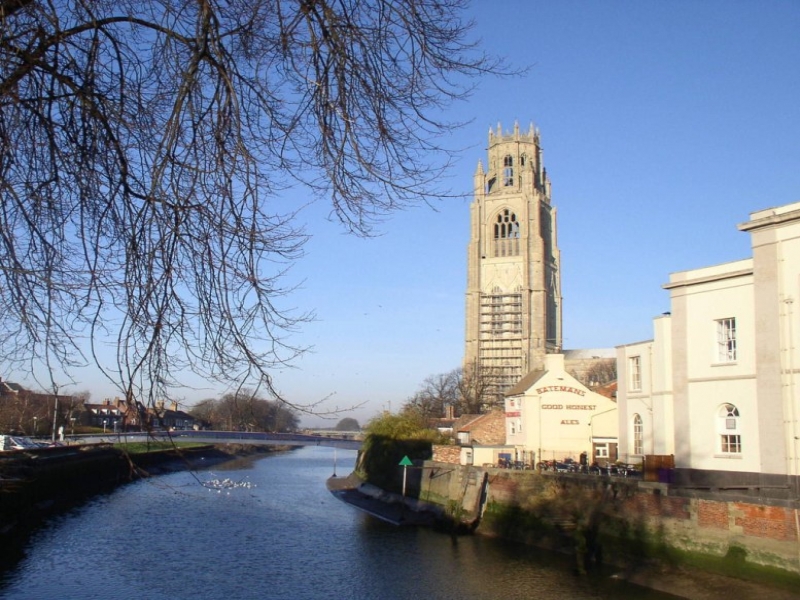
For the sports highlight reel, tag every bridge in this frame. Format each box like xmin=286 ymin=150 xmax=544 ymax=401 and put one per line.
xmin=71 ymin=430 xmax=363 ymax=451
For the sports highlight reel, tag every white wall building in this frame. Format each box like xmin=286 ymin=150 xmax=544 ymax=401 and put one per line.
xmin=505 ymin=354 xmax=618 ymax=466
xmin=617 ymin=201 xmax=800 ymax=492
xmin=616 ymin=313 xmax=674 ymax=462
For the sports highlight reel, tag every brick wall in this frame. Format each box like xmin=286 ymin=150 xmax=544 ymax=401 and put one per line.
xmin=432 ymin=444 xmax=460 ymax=464
xmin=734 ymin=503 xmax=798 ymax=542
xmin=416 ymin=461 xmax=800 ymax=575
xmin=460 ymin=410 xmax=506 ymax=445
xmin=697 ymin=499 xmax=729 ymax=529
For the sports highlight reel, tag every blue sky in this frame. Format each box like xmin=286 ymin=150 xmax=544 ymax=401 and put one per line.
xmin=285 ymin=0 xmax=800 ymax=426
xmin=43 ymin=1 xmax=800 ymax=427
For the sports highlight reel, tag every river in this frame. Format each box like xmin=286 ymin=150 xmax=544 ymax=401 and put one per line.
xmin=0 ymin=446 xmax=677 ymax=600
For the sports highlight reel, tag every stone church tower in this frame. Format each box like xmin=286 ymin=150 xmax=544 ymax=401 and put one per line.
xmin=464 ymin=122 xmax=562 ymax=402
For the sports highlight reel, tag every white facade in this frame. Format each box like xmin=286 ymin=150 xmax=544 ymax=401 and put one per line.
xmin=616 ymin=314 xmax=674 ymax=461
xmin=617 ymin=201 xmax=800 ymax=482
xmin=505 ymin=354 xmax=618 ymax=465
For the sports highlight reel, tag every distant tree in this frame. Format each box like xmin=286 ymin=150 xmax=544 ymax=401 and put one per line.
xmin=401 ymin=364 xmax=503 ymax=421
xmin=334 ymin=418 xmax=360 ymax=431
xmin=454 ymin=361 xmax=504 ymax=414
xmin=364 ymin=412 xmax=426 ymax=440
xmin=188 ymin=390 xmax=298 ymax=432
xmin=187 ymin=398 xmax=218 ymax=428
xmin=0 ymin=0 xmax=506 ymax=412
xmin=402 ymin=371 xmax=459 ymax=423
xmin=584 ymin=358 xmax=617 ymax=387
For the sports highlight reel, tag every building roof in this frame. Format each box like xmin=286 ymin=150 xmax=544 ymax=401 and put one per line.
xmin=456 ymin=410 xmax=506 ymax=446
xmin=453 ymin=414 xmax=483 ymax=432
xmin=563 ymin=348 xmax=616 ymax=359
xmin=0 ymin=380 xmax=25 ymax=394
xmin=592 ymin=381 xmax=618 ymax=400
xmin=504 ymin=369 xmax=545 ymax=397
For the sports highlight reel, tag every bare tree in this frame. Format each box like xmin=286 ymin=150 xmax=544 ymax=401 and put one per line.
xmin=456 ymin=361 xmax=503 ymax=414
xmin=191 ymin=389 xmax=298 ymax=431
xmin=402 ymin=370 xmax=458 ymax=423
xmin=584 ymin=358 xmax=617 ymax=387
xmin=0 ymin=1 xmax=503 ymax=411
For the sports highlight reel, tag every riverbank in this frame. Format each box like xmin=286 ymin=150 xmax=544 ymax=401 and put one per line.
xmin=331 ymin=463 xmax=800 ymax=600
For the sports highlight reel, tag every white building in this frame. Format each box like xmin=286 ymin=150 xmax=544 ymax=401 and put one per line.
xmin=505 ymin=354 xmax=618 ymax=466
xmin=617 ymin=201 xmax=800 ymax=491
xmin=616 ymin=315 xmax=675 ymax=462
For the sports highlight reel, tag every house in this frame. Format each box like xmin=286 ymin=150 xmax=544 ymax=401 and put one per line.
xmin=154 ymin=402 xmax=197 ymax=431
xmin=453 ymin=410 xmax=507 ymax=466
xmin=505 ymin=354 xmax=619 ymax=467
xmin=617 ymin=200 xmax=800 ymax=493
xmin=84 ymin=399 xmax=127 ymax=432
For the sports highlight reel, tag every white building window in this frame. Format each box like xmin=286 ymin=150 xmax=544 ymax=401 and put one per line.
xmin=595 ymin=444 xmax=609 ymax=458
xmin=716 ymin=318 xmax=737 ymax=363
xmin=633 ymin=414 xmax=643 ymax=455
xmin=629 ymin=356 xmax=641 ymax=391
xmin=717 ymin=403 xmax=741 ymax=454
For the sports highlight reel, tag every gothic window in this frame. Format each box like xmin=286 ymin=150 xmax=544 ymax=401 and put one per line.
xmin=493 ymin=209 xmax=520 ymax=257
xmin=633 ymin=414 xmax=643 ymax=455
xmin=503 ymin=155 xmax=513 ymax=186
xmin=717 ymin=404 xmax=742 ymax=454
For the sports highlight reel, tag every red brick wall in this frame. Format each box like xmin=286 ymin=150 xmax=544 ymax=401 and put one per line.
xmin=698 ymin=499 xmax=729 ymax=529
xmin=463 ymin=410 xmax=506 ymax=445
xmin=432 ymin=444 xmax=460 ymax=464
xmin=734 ymin=503 xmax=798 ymax=542
xmin=629 ymin=492 xmax=691 ymax=520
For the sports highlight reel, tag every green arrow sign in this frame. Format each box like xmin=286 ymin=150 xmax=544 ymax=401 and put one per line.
xmin=399 ymin=455 xmax=413 ymax=466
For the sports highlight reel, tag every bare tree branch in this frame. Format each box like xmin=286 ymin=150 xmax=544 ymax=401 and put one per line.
xmin=0 ymin=0 xmax=507 ymax=412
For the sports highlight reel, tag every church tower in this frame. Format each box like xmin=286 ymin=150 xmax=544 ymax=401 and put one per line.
xmin=464 ymin=122 xmax=562 ymax=403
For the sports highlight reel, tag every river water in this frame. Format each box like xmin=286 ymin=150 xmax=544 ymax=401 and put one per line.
xmin=0 ymin=446 xmax=676 ymax=600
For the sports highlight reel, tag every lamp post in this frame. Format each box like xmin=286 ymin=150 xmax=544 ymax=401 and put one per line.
xmin=33 ymin=416 xmax=38 ymax=437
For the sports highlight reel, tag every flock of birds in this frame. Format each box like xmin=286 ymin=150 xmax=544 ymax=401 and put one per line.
xmin=202 ymin=477 xmax=255 ymax=493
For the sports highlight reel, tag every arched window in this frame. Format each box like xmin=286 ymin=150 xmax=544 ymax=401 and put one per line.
xmin=633 ymin=414 xmax=643 ymax=455
xmin=493 ymin=209 xmax=520 ymax=257
xmin=503 ymin=155 xmax=514 ymax=186
xmin=717 ymin=403 xmax=741 ymax=454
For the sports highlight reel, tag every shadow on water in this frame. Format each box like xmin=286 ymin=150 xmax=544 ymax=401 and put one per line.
xmin=1 ymin=447 xmax=684 ymax=600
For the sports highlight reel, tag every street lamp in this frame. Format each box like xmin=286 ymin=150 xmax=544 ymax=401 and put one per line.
xmin=33 ymin=416 xmax=38 ymax=437
xmin=103 ymin=419 xmax=107 ymax=433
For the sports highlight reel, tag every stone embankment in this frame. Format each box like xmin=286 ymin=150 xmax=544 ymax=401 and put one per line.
xmin=342 ymin=459 xmax=800 ymax=599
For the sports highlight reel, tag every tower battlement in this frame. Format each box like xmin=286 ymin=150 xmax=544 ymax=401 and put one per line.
xmin=488 ymin=121 xmax=541 ymax=146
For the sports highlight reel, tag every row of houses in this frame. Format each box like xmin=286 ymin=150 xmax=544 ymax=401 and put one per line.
xmin=449 ymin=199 xmax=799 ymax=497
xmin=82 ymin=398 xmax=199 ymax=432
xmin=0 ymin=382 xmax=199 ymax=436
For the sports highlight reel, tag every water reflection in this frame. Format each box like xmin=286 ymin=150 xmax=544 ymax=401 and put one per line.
xmin=0 ymin=447 xmax=674 ymax=600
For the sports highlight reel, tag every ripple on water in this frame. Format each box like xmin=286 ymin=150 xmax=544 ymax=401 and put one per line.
xmin=0 ymin=447 xmax=675 ymax=600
